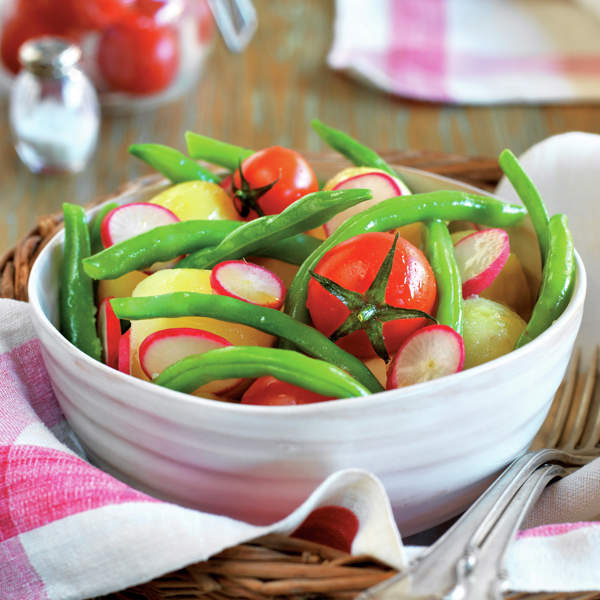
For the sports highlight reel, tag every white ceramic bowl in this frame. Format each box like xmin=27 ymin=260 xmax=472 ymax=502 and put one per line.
xmin=28 ymin=166 xmax=586 ymax=535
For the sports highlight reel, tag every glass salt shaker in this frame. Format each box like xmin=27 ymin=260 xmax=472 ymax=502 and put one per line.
xmin=9 ymin=37 xmax=100 ymax=174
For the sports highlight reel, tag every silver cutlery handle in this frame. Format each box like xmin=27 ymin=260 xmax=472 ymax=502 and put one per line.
xmin=461 ymin=463 xmax=567 ymax=599
xmin=360 ymin=449 xmax=595 ymax=599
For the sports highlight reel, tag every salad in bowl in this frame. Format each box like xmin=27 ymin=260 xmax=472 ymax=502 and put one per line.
xmin=28 ymin=120 xmax=585 ymax=532
xmin=61 ymin=120 xmax=574 ymax=401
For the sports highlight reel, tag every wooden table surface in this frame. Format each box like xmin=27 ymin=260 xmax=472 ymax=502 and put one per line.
xmin=1 ymin=0 xmax=599 ymax=255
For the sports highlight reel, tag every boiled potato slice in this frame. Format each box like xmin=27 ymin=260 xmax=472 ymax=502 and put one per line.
xmin=130 ymin=269 xmax=275 ymax=383
xmin=481 ymin=253 xmax=532 ymax=321
xmin=362 ymin=356 xmax=387 ymax=388
xmin=97 ymin=270 xmax=148 ymax=306
xmin=150 ymin=181 xmax=240 ymax=222
xmin=463 ymin=297 xmax=526 ymax=369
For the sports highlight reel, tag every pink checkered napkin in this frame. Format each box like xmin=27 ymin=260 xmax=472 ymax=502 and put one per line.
xmin=1 ymin=288 xmax=599 ymax=598
xmin=329 ymin=0 xmax=600 ymax=104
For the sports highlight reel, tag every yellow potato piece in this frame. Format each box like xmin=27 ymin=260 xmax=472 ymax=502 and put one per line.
xmin=306 ymin=225 xmax=327 ymax=240
xmin=97 ymin=270 xmax=148 ymax=306
xmin=395 ymin=223 xmax=423 ymax=249
xmin=481 ymin=253 xmax=532 ymax=321
xmin=362 ymin=356 xmax=387 ymax=389
xmin=149 ymin=181 xmax=241 ymax=222
xmin=463 ymin=297 xmax=526 ymax=369
xmin=450 ymin=229 xmax=476 ymax=244
xmin=130 ymin=269 xmax=275 ymax=389
xmin=250 ymin=257 xmax=298 ymax=290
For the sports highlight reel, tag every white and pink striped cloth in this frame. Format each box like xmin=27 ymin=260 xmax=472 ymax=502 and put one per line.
xmin=3 ymin=132 xmax=600 ymax=598
xmin=329 ymin=0 xmax=600 ymax=103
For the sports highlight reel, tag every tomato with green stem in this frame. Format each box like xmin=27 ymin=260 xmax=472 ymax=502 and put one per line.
xmin=232 ymin=146 xmax=318 ymax=220
xmin=306 ymin=232 xmax=437 ymax=361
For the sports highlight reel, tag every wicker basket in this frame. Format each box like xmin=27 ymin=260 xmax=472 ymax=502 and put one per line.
xmin=3 ymin=151 xmax=598 ymax=600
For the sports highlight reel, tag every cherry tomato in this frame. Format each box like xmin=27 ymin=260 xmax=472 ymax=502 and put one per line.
xmin=241 ymin=376 xmax=334 ymax=406
xmin=232 ymin=146 xmax=318 ymax=220
xmin=0 ymin=11 xmax=67 ymax=74
xmin=97 ymin=14 xmax=179 ymax=94
xmin=133 ymin=0 xmax=170 ymax=19
xmin=61 ymin=0 xmax=135 ymax=30
xmin=306 ymin=232 xmax=437 ymax=359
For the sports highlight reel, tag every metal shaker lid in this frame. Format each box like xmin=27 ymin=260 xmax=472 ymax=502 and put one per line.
xmin=19 ymin=37 xmax=82 ymax=77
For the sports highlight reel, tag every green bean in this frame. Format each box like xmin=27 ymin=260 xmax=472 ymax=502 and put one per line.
xmin=154 ymin=346 xmax=370 ymax=398
xmin=311 ymin=119 xmax=398 ymax=177
xmin=129 ymin=143 xmax=221 ymax=184
xmin=284 ymin=190 xmax=526 ymax=327
xmin=424 ymin=220 xmax=463 ymax=334
xmin=60 ymin=203 xmax=102 ymax=360
xmin=82 ymin=220 xmax=321 ymax=280
xmin=178 ymin=188 xmax=371 ymax=269
xmin=515 ymin=214 xmax=575 ymax=349
xmin=498 ymin=149 xmax=550 ymax=265
xmin=111 ymin=292 xmax=383 ymax=393
xmin=185 ymin=131 xmax=254 ymax=171
xmin=89 ymin=201 xmax=117 ymax=255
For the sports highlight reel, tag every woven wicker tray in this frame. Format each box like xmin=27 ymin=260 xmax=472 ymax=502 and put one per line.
xmin=2 ymin=151 xmax=598 ymax=600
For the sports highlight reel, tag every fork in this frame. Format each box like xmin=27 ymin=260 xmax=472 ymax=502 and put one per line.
xmin=359 ymin=346 xmax=600 ymax=600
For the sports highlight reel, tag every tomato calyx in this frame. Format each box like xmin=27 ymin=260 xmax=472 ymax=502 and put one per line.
xmin=310 ymin=234 xmax=436 ymax=362
xmin=232 ymin=160 xmax=279 ymax=219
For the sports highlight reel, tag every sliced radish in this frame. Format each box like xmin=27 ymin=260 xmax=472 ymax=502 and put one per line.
xmin=386 ymin=324 xmax=465 ymax=389
xmin=97 ymin=297 xmax=121 ymax=369
xmin=139 ymin=328 xmax=240 ymax=394
xmin=324 ymin=171 xmax=410 ymax=236
xmin=100 ymin=203 xmax=180 ymax=272
xmin=453 ymin=228 xmax=510 ymax=298
xmin=118 ymin=329 xmax=131 ymax=375
xmin=210 ymin=261 xmax=286 ymax=309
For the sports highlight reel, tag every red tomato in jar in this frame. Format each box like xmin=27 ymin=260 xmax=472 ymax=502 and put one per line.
xmin=306 ymin=232 xmax=437 ymax=359
xmin=241 ymin=376 xmax=334 ymax=406
xmin=133 ymin=0 xmax=170 ymax=18
xmin=61 ymin=0 xmax=135 ymax=30
xmin=97 ymin=14 xmax=179 ymax=94
xmin=232 ymin=146 xmax=319 ymax=220
xmin=0 ymin=11 xmax=68 ymax=74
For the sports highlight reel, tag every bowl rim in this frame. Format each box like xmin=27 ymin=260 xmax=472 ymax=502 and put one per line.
xmin=28 ymin=166 xmax=587 ymax=416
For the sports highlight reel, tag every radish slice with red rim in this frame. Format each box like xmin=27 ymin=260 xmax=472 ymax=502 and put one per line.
xmin=100 ymin=203 xmax=181 ymax=272
xmin=453 ymin=228 xmax=510 ymax=298
xmin=386 ymin=324 xmax=465 ymax=389
xmin=324 ymin=171 xmax=410 ymax=236
xmin=118 ymin=329 xmax=131 ymax=375
xmin=210 ymin=260 xmax=286 ymax=309
xmin=97 ymin=297 xmax=121 ymax=369
xmin=139 ymin=327 xmax=240 ymax=394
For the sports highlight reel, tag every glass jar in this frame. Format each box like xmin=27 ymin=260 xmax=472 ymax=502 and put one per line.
xmin=0 ymin=0 xmax=215 ymax=112
xmin=9 ymin=37 xmax=100 ymax=173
